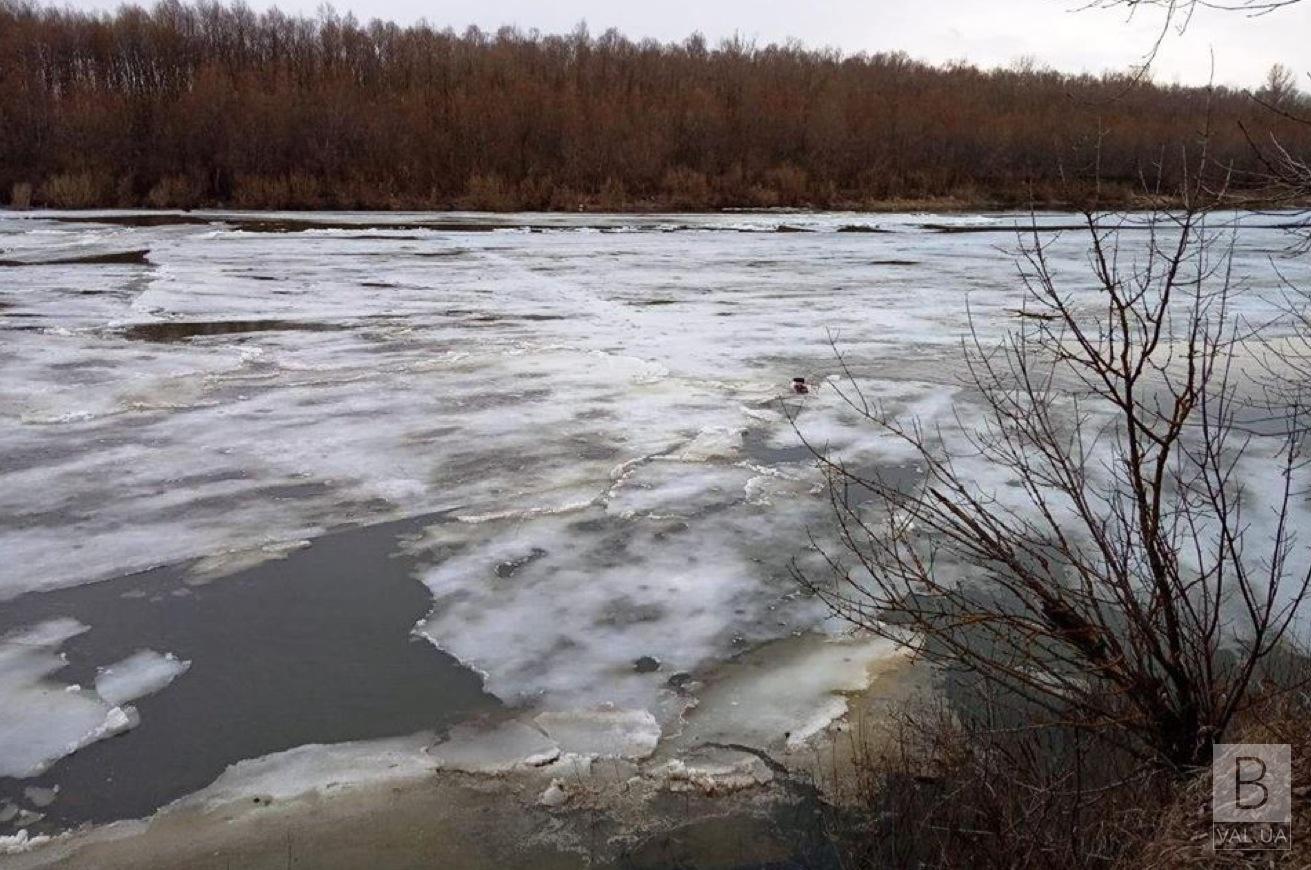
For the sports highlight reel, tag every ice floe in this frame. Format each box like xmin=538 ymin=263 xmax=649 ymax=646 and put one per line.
xmin=94 ymin=650 xmax=191 ymax=707
xmin=0 ymin=620 xmax=189 ymax=778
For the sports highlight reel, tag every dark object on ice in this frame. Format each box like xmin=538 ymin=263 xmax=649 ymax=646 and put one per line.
xmin=634 ymin=655 xmax=662 ymax=674
xmin=495 ymin=547 xmax=549 ymax=578
xmin=119 ymin=319 xmax=342 ymax=342
xmin=792 ymin=377 xmax=809 ymax=394
xmin=666 ymin=672 xmax=694 ymax=688
xmin=0 ymin=249 xmax=150 ymax=267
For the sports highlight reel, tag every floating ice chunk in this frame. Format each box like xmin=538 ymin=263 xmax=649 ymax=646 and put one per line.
xmin=0 ymin=620 xmax=105 ymax=778
xmin=534 ymin=709 xmax=660 ymax=760
xmin=783 ymin=698 xmax=850 ymax=751
xmin=187 ymin=538 xmax=313 ymax=581
xmin=95 ymin=650 xmax=191 ymax=706
xmin=74 ymin=706 xmax=140 ymax=750
xmin=1 ymin=618 xmax=88 ymax=649
xmin=23 ymin=786 xmax=58 ymax=808
xmin=454 ymin=491 xmax=599 ymax=524
xmin=0 ymin=620 xmax=185 ymax=778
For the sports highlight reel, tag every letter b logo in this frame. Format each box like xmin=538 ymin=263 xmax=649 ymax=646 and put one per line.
xmin=1235 ymin=756 xmax=1269 ymax=810
xmin=1214 ymin=744 xmax=1290 ymax=824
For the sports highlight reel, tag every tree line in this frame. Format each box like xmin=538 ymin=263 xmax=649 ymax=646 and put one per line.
xmin=1 ymin=0 xmax=1308 ymax=211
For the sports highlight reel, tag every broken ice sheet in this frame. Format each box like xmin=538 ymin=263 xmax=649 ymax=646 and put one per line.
xmin=2 ymin=211 xmax=1308 ymax=788
xmin=95 ymin=649 xmax=191 ymax=707
xmin=604 ymin=460 xmax=757 ymax=519
xmin=0 ymin=619 xmax=189 ymax=778
xmin=414 ymin=490 xmax=833 ymax=713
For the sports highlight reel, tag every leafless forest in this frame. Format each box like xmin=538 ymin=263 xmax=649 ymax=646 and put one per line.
xmin=1 ymin=0 xmax=1309 ymax=211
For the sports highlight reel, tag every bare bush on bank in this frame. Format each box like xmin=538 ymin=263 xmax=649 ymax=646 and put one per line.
xmin=800 ymin=169 xmax=1311 ymax=773
xmin=822 ymin=690 xmax=1174 ymax=868
xmin=819 ymin=669 xmax=1310 ymax=868
xmin=797 ymin=163 xmax=1311 ymax=865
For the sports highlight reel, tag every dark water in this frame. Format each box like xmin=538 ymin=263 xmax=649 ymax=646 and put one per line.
xmin=118 ymin=319 xmax=346 ymax=342
xmin=0 ymin=514 xmax=499 ymax=833
xmin=0 ymin=249 xmax=150 ymax=267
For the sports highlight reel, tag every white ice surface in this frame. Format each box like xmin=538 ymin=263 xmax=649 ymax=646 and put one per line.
xmin=534 ymin=709 xmax=661 ymax=760
xmin=94 ymin=650 xmax=191 ymax=707
xmin=667 ymin=633 xmax=909 ymax=753
xmin=180 ymin=733 xmax=438 ymax=809
xmin=428 ymin=720 xmax=560 ymax=773
xmin=2 ymin=209 xmax=1308 ymax=779
xmin=0 ymin=829 xmax=52 ymax=855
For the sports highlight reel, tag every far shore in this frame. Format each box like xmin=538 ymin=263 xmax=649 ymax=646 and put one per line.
xmin=4 ymin=192 xmax=1309 ymax=216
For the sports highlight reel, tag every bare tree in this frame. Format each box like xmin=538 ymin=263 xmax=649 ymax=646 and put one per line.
xmin=1259 ymin=62 xmax=1301 ymax=107
xmin=1088 ymin=0 xmax=1302 ymax=15
xmin=800 ymin=181 xmax=1311 ymax=771
xmin=1079 ymin=0 xmax=1305 ymax=91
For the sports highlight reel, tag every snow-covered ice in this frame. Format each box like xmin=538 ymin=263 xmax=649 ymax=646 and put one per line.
xmin=180 ymin=733 xmax=439 ymax=809
xmin=534 ymin=709 xmax=662 ymax=760
xmin=1 ymin=209 xmax=1307 ymax=824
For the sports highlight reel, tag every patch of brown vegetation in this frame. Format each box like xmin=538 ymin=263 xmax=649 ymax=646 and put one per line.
xmin=1 ymin=2 xmax=1308 ymax=211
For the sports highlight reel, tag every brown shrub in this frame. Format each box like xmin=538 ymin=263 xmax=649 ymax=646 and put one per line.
xmin=232 ymin=174 xmax=325 ymax=209
xmin=8 ymin=181 xmax=31 ymax=209
xmin=762 ymin=164 xmax=810 ymax=206
xmin=823 ymin=688 xmax=1172 ymax=869
xmin=822 ymin=653 xmax=1311 ymax=869
xmin=2 ymin=3 xmax=1306 ymax=210
xmin=547 ymin=185 xmax=585 ymax=211
xmin=516 ymin=176 xmax=557 ymax=211
xmin=147 ymin=175 xmax=204 ymax=209
xmin=38 ymin=172 xmax=112 ymax=208
xmin=1133 ymin=688 xmax=1311 ymax=869
xmin=461 ymin=173 xmax=518 ymax=211
xmin=597 ymin=177 xmax=627 ymax=210
xmin=661 ymin=167 xmax=712 ymax=209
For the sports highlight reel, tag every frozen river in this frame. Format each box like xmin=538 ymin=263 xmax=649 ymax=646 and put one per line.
xmin=1 ymin=210 xmax=1307 ymax=838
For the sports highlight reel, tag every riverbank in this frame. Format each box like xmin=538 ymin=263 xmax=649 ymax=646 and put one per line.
xmin=6 ymin=190 xmax=1309 ymax=215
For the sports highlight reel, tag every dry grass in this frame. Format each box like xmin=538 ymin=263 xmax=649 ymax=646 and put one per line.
xmin=820 ymin=673 xmax=1311 ymax=869
xmin=819 ymin=689 xmax=1171 ymax=869
xmin=147 ymin=175 xmax=204 ymax=209
xmin=38 ymin=171 xmax=112 ymax=208
xmin=231 ymin=174 xmax=327 ymax=209
xmin=1134 ymin=691 xmax=1311 ymax=869
xmin=8 ymin=181 xmax=31 ymax=208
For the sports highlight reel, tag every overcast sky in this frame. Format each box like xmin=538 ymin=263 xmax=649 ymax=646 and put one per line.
xmin=61 ymin=0 xmax=1308 ymax=88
